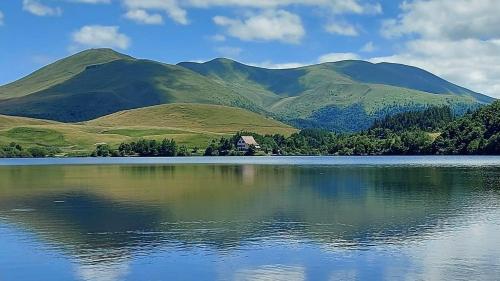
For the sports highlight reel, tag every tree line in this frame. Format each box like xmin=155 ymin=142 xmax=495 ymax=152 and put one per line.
xmin=0 ymin=143 xmax=60 ymax=158
xmin=91 ymin=138 xmax=192 ymax=157
xmin=195 ymin=101 xmax=499 ymax=156
xmin=94 ymin=101 xmax=498 ymax=157
xmin=4 ymin=101 xmax=497 ymax=158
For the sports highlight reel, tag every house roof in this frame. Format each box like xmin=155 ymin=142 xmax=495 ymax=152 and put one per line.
xmin=240 ymin=136 xmax=258 ymax=145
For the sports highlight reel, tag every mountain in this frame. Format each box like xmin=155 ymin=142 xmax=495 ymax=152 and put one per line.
xmin=0 ymin=51 xmax=260 ymax=122
xmin=0 ymin=48 xmax=494 ymax=131
xmin=329 ymin=61 xmax=491 ymax=103
xmin=180 ymin=58 xmax=493 ymax=130
xmin=0 ymin=49 xmax=132 ymax=100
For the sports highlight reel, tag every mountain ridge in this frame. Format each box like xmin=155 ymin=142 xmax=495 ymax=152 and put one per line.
xmin=0 ymin=48 xmax=494 ymax=132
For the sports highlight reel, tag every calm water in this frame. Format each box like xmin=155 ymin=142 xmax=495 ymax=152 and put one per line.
xmin=0 ymin=157 xmax=499 ymax=281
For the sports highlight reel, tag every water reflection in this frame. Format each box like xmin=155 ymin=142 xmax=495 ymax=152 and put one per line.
xmin=0 ymin=164 xmax=499 ymax=280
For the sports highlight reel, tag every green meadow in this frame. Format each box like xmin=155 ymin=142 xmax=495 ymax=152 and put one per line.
xmin=0 ymin=103 xmax=296 ymax=155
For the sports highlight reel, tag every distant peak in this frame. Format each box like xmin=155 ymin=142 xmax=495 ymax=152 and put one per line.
xmin=324 ymin=60 xmax=373 ymax=65
xmin=206 ymin=57 xmax=238 ymax=64
xmin=73 ymin=48 xmax=133 ymax=60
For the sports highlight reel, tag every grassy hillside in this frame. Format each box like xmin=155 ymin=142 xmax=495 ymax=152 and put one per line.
xmin=0 ymin=59 xmax=261 ymax=122
xmin=330 ymin=61 xmax=494 ymax=103
xmin=0 ymin=104 xmax=296 ymax=155
xmin=181 ymin=58 xmax=491 ymax=131
xmin=0 ymin=114 xmax=56 ymax=129
xmin=0 ymin=49 xmax=494 ymax=131
xmin=88 ymin=103 xmax=295 ymax=135
xmin=0 ymin=49 xmax=132 ymax=100
xmin=179 ymin=58 xmax=493 ymax=103
xmin=178 ymin=58 xmax=307 ymax=106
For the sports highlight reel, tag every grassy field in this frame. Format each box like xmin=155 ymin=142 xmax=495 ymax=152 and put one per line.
xmin=0 ymin=103 xmax=297 ymax=155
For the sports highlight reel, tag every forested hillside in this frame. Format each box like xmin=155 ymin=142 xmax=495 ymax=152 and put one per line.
xmin=370 ymin=106 xmax=454 ymax=132
xmin=434 ymin=101 xmax=500 ymax=154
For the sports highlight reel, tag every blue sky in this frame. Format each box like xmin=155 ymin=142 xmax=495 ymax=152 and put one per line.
xmin=1 ymin=0 xmax=499 ymax=98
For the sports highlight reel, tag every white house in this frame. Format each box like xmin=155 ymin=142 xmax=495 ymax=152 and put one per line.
xmin=237 ymin=136 xmax=260 ymax=151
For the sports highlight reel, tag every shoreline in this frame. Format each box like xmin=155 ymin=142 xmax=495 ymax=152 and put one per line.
xmin=1 ymin=155 xmax=500 ymax=167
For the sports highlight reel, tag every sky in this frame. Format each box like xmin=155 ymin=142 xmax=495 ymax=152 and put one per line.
xmin=0 ymin=0 xmax=499 ymax=98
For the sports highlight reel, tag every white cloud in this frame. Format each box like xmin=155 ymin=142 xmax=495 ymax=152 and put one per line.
xmin=23 ymin=0 xmax=62 ymax=16
xmin=120 ymin=0 xmax=380 ymax=26
xmin=124 ymin=9 xmax=164 ymax=24
xmin=325 ymin=22 xmax=358 ymax=36
xmin=215 ymin=46 xmax=242 ymax=58
xmin=71 ymin=25 xmax=131 ymax=50
xmin=213 ymin=10 xmax=305 ymax=44
xmin=70 ymin=0 xmax=111 ymax=3
xmin=251 ymin=61 xmax=307 ymax=69
xmin=360 ymin=41 xmax=376 ymax=52
xmin=123 ymin=0 xmax=188 ymax=25
xmin=318 ymin=52 xmax=360 ymax=63
xmin=382 ymin=0 xmax=500 ymax=39
xmin=187 ymin=0 xmax=381 ymax=15
xmin=377 ymin=0 xmax=500 ymax=98
xmin=249 ymin=51 xmax=362 ymax=69
xmin=0 ymin=10 xmax=4 ymax=26
xmin=210 ymin=34 xmax=226 ymax=42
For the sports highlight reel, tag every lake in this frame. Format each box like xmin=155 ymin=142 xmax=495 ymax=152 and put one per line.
xmin=0 ymin=156 xmax=499 ymax=281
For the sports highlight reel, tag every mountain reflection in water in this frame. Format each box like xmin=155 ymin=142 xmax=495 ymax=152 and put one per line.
xmin=0 ymin=163 xmax=499 ymax=281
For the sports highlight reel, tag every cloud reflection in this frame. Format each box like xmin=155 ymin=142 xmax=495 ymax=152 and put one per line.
xmin=76 ymin=259 xmax=130 ymax=281
xmin=234 ymin=265 xmax=305 ymax=281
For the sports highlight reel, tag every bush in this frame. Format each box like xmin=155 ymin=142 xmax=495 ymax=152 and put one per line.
xmin=92 ymin=144 xmax=113 ymax=157
xmin=28 ymin=147 xmax=49 ymax=158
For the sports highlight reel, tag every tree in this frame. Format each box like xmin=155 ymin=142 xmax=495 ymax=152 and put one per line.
xmin=485 ymin=133 xmax=500 ymax=154
xmin=93 ymin=144 xmax=112 ymax=157
xmin=118 ymin=142 xmax=133 ymax=156
xmin=178 ymin=145 xmax=191 ymax=156
xmin=204 ymin=141 xmax=219 ymax=156
xmin=245 ymin=144 xmax=257 ymax=156
xmin=28 ymin=147 xmax=49 ymax=158
xmin=160 ymin=139 xmax=177 ymax=156
xmin=217 ymin=137 xmax=233 ymax=156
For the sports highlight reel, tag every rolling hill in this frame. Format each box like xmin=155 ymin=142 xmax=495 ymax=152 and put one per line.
xmin=88 ymin=103 xmax=295 ymax=135
xmin=0 ymin=48 xmax=495 ymax=131
xmin=0 ymin=49 xmax=132 ymax=100
xmin=0 ymin=114 xmax=56 ymax=129
xmin=0 ymin=103 xmax=296 ymax=155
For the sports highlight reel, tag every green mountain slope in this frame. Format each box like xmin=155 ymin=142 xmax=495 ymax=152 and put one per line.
xmin=330 ymin=60 xmax=493 ymax=103
xmin=0 ymin=49 xmax=132 ymax=100
xmin=181 ymin=58 xmax=491 ymax=131
xmin=0 ymin=57 xmax=260 ymax=122
xmin=0 ymin=49 xmax=495 ymax=131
